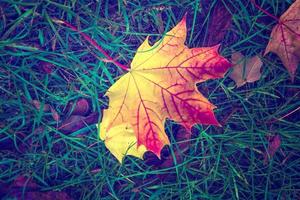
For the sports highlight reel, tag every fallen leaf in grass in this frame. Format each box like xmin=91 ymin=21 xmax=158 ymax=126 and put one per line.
xmin=264 ymin=0 xmax=300 ymax=81
xmin=13 ymin=175 xmax=38 ymax=189
xmin=99 ymin=15 xmax=231 ymax=163
xmin=31 ymin=100 xmax=50 ymax=111
xmin=3 ymin=175 xmax=73 ymax=200
xmin=59 ymin=112 xmax=99 ymax=134
xmin=50 ymin=106 xmax=60 ymax=122
xmin=230 ymin=52 xmax=263 ymax=87
xmin=203 ymin=1 xmax=232 ymax=46
xmin=66 ymin=98 xmax=90 ymax=116
xmin=40 ymin=61 xmax=53 ymax=74
xmin=31 ymin=100 xmax=60 ymax=122
xmin=264 ymin=134 xmax=281 ymax=164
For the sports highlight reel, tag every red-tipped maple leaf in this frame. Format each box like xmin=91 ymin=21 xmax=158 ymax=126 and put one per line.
xmin=99 ymin=15 xmax=231 ymax=162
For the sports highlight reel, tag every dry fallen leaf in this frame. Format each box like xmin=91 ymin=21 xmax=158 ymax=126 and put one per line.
xmin=4 ymin=175 xmax=73 ymax=200
xmin=31 ymin=100 xmax=50 ymax=111
xmin=66 ymin=98 xmax=90 ymax=116
xmin=50 ymin=106 xmax=60 ymax=122
xmin=31 ymin=100 xmax=60 ymax=122
xmin=40 ymin=61 xmax=54 ymax=74
xmin=230 ymin=52 xmax=263 ymax=87
xmin=58 ymin=112 xmax=99 ymax=134
xmin=203 ymin=1 xmax=232 ymax=46
xmin=264 ymin=134 xmax=281 ymax=164
xmin=265 ymin=0 xmax=300 ymax=80
xmin=99 ymin=15 xmax=231 ymax=163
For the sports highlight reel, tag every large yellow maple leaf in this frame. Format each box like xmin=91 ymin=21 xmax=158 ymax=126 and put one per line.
xmin=99 ymin=15 xmax=231 ymax=163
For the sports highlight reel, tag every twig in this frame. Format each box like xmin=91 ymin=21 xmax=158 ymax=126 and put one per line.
xmin=267 ymin=106 xmax=300 ymax=124
xmin=249 ymin=0 xmax=279 ymax=21
xmin=250 ymin=0 xmax=300 ymax=37
xmin=52 ymin=18 xmax=129 ymax=71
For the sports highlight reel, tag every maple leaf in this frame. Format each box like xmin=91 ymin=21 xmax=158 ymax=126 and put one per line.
xmin=230 ymin=52 xmax=263 ymax=88
xmin=264 ymin=0 xmax=300 ymax=80
xmin=99 ymin=15 xmax=231 ymax=163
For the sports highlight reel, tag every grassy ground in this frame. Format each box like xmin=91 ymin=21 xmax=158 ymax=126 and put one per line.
xmin=1 ymin=0 xmax=300 ymax=199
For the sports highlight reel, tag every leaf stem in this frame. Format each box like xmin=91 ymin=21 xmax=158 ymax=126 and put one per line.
xmin=53 ymin=18 xmax=129 ymax=71
xmin=249 ymin=0 xmax=279 ymax=21
xmin=250 ymin=1 xmax=300 ymax=41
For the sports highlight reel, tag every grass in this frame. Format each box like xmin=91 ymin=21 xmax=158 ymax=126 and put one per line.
xmin=0 ymin=0 xmax=300 ymax=199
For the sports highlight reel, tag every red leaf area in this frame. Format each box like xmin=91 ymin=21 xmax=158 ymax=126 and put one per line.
xmin=100 ymin=15 xmax=231 ymax=161
xmin=135 ymin=53 xmax=230 ymax=154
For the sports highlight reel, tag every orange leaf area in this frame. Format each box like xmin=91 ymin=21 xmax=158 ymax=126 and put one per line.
xmin=265 ymin=0 xmax=300 ymax=80
xmin=99 ymin=15 xmax=231 ymax=163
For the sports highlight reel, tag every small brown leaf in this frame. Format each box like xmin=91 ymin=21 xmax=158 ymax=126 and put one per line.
xmin=31 ymin=100 xmax=60 ymax=122
xmin=50 ymin=106 xmax=60 ymax=122
xmin=31 ymin=100 xmax=50 ymax=111
xmin=66 ymin=98 xmax=90 ymax=116
xmin=264 ymin=134 xmax=281 ymax=164
xmin=230 ymin=52 xmax=263 ymax=87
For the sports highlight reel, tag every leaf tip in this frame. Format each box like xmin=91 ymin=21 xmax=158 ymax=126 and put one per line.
xmin=213 ymin=44 xmax=221 ymax=50
xmin=263 ymin=47 xmax=270 ymax=57
xmin=182 ymin=12 xmax=188 ymax=22
xmin=176 ymin=13 xmax=187 ymax=28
